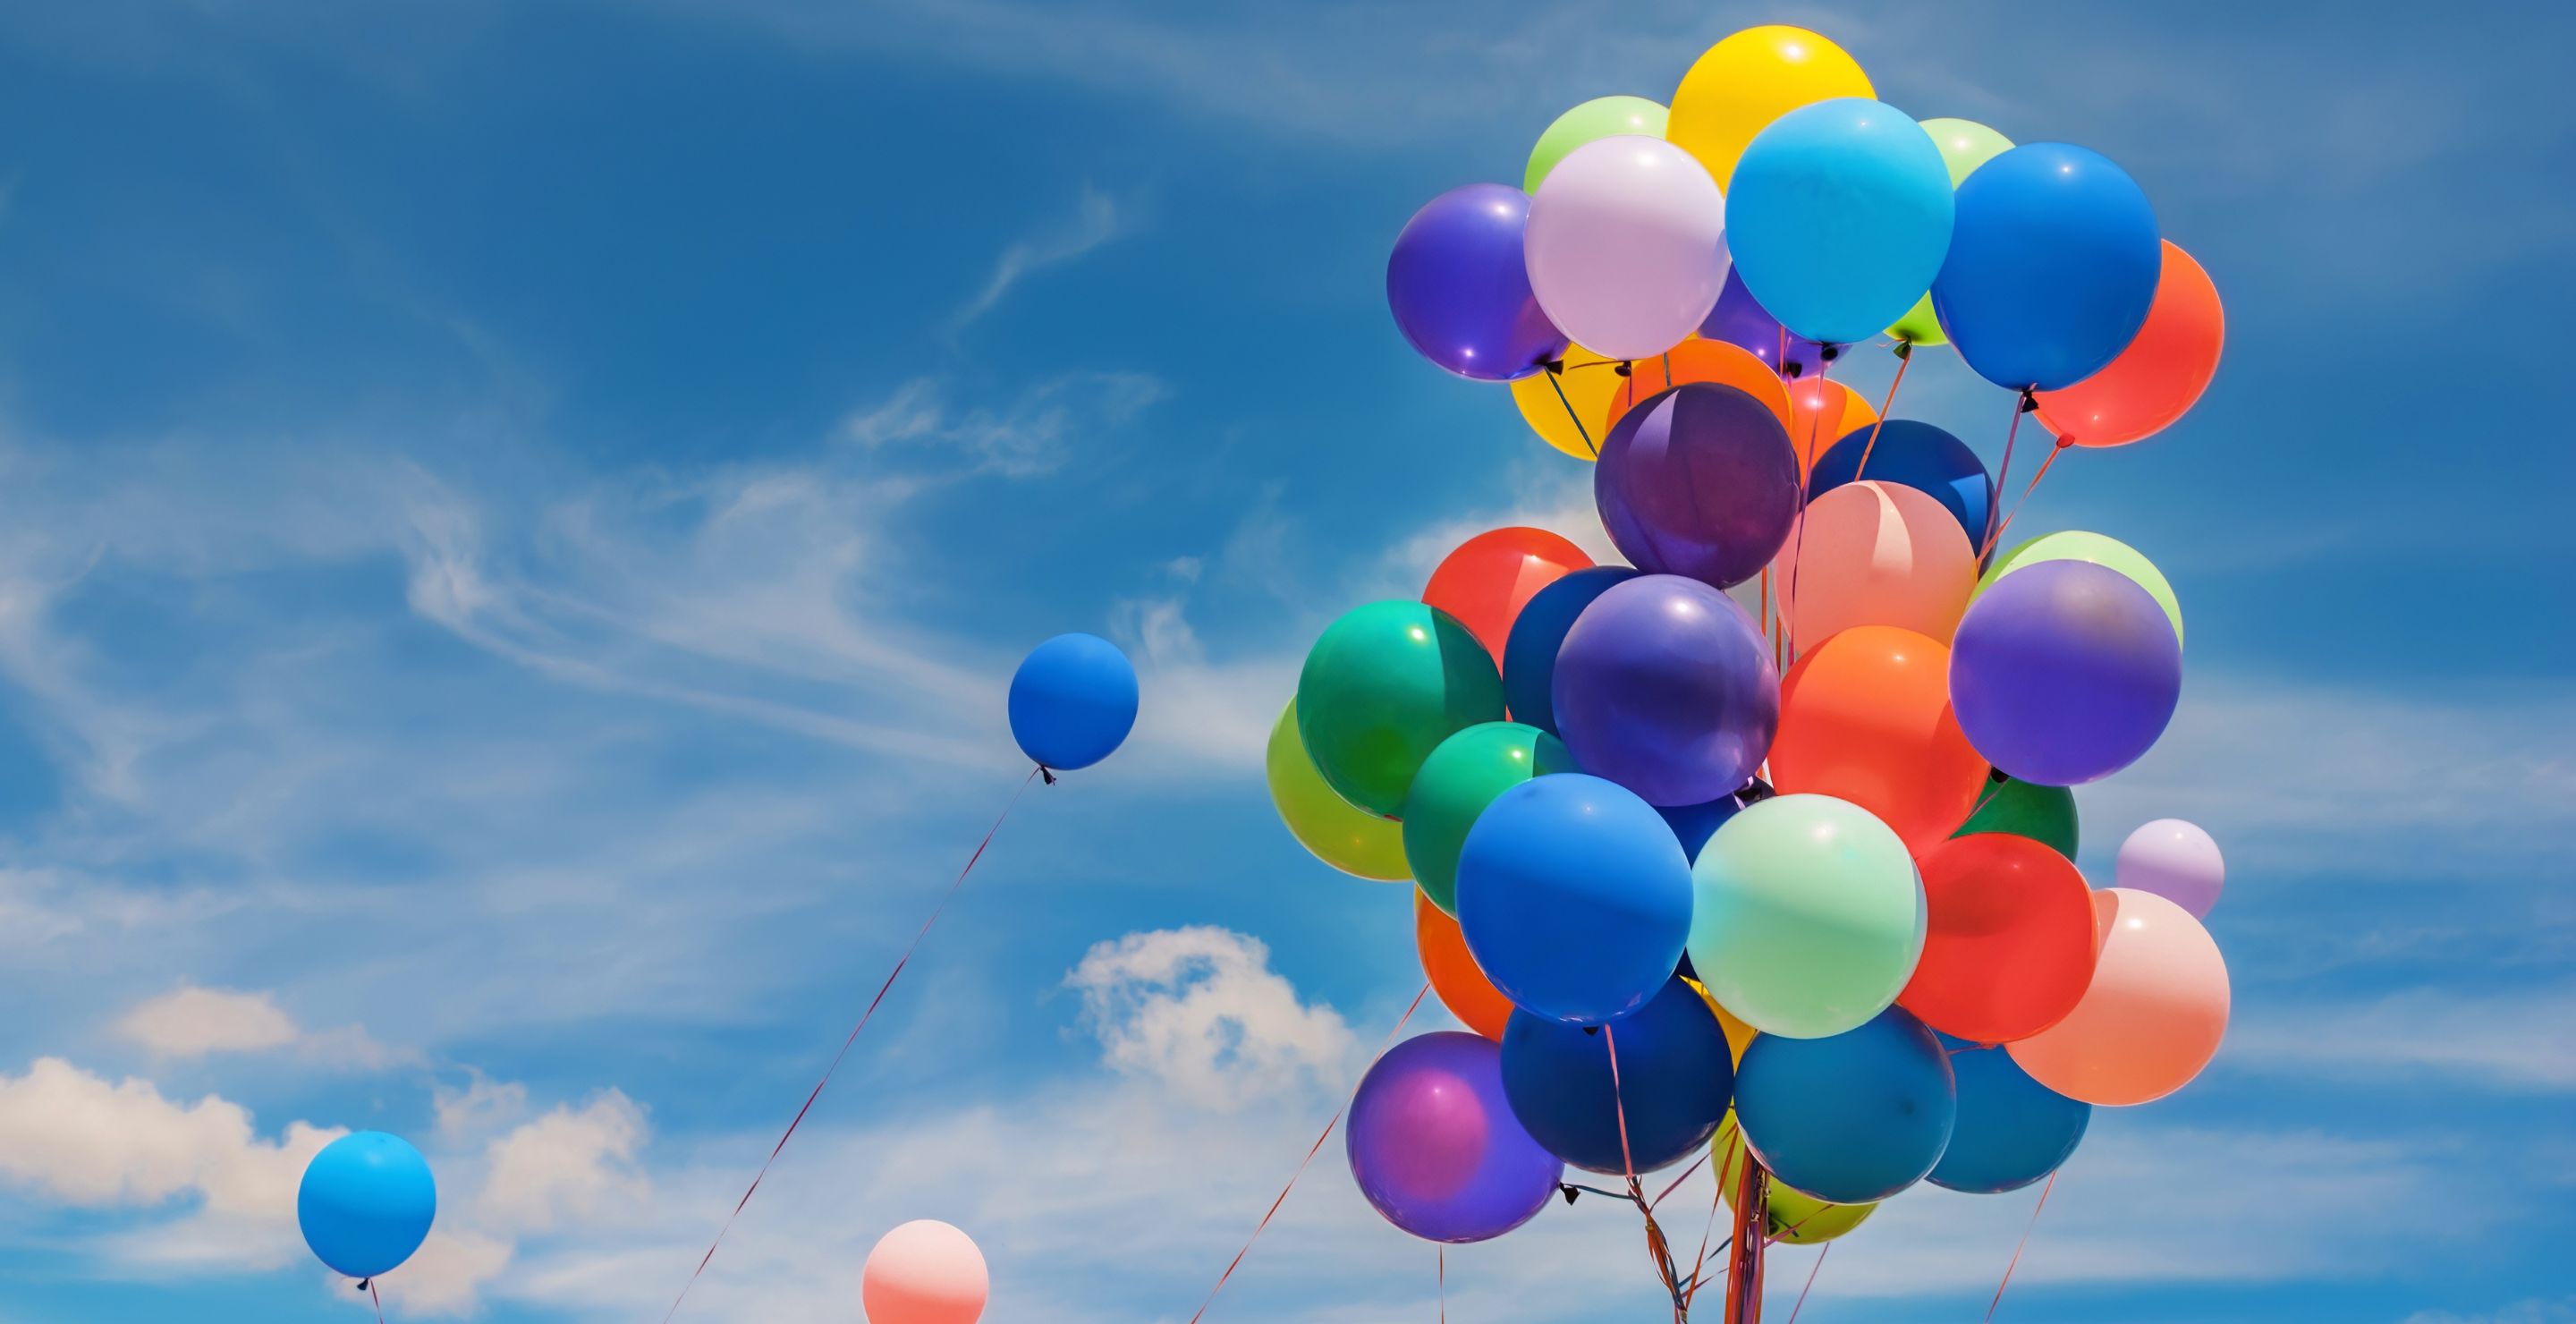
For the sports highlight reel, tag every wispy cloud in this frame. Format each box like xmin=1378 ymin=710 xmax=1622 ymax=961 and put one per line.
xmin=950 ymin=182 xmax=1131 ymax=333
xmin=2224 ymin=986 xmax=2576 ymax=1092
xmin=114 ymin=985 xmax=405 ymax=1069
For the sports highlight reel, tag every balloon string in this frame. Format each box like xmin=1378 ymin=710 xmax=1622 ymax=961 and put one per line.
xmin=1783 ymin=1244 xmax=1829 ymax=1324
xmin=1850 ymin=348 xmax=1912 ymax=484
xmin=1605 ymin=1024 xmax=1688 ymax=1319
xmin=1545 ymin=369 xmax=1599 ymax=459
xmin=1651 ymin=1150 xmax=1709 ymax=1209
xmin=1778 ymin=357 xmax=1837 ymax=663
xmin=1437 ymin=1245 xmax=1446 ymax=1324
xmin=1983 ymin=1170 xmax=2057 ymax=1322
xmin=1979 ymin=390 xmax=2037 ymax=559
xmin=1986 ymin=439 xmax=2072 ymax=554
xmin=369 ymin=1279 xmax=386 ymax=1324
xmin=658 ymin=766 xmax=1044 ymax=1324
xmin=1682 ymin=1166 xmax=1728 ymax=1310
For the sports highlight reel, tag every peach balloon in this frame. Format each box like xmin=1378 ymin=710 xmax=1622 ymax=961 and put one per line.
xmin=1773 ymin=480 xmax=1977 ymax=647
xmin=2036 ymin=242 xmax=2224 ymax=448
xmin=2009 ymin=888 xmax=2230 ymax=1106
xmin=1417 ymin=888 xmax=1513 ymax=1040
xmin=862 ymin=1220 xmax=989 ymax=1324
xmin=1786 ymin=376 xmax=1877 ymax=475
xmin=1606 ymin=339 xmax=1795 ymax=435
xmin=1769 ymin=625 xmax=1985 ymax=855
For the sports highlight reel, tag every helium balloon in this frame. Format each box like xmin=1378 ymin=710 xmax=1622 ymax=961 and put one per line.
xmin=1688 ymin=794 xmax=1925 ymax=1039
xmin=1512 ymin=345 xmax=1623 ymax=460
xmin=1657 ymin=794 xmax=1741 ymax=863
xmin=862 ymin=1220 xmax=989 ymax=1324
xmin=1007 ymin=633 xmax=1138 ymax=772
xmin=1885 ymin=294 xmax=1945 ymax=347
xmin=1933 ymin=143 xmax=2162 ymax=390
xmin=1525 ymin=135 xmax=1731 ymax=360
xmin=1456 ymin=774 xmax=1694 ymax=1024
xmin=1501 ymin=977 xmax=1734 ymax=1175
xmin=1418 ymin=890 xmax=1513 ymax=1041
xmin=1402 ymin=721 xmax=1575 ymax=915
xmin=1668 ymin=25 xmax=1874 ymax=188
xmin=1773 ymin=480 xmax=1978 ymax=646
xmin=1265 ymin=700 xmax=1409 ymax=881
xmin=1921 ymin=117 xmax=2015 ymax=186
xmin=1551 ymin=574 xmax=1779 ymax=807
xmin=1608 ymin=337 xmax=1794 ymax=435
xmin=1347 ymin=1031 xmax=1563 ymax=1243
xmin=1500 ymin=566 xmax=1638 ymax=735
xmin=2038 ymin=242 xmax=2224 ymax=448
xmin=1423 ymin=527 xmax=1593 ymax=661
xmin=1733 ymin=1006 xmax=1955 ymax=1204
xmin=1931 ymin=1040 xmax=2089 ymax=1194
xmin=1900 ymin=833 xmax=2098 ymax=1043
xmin=2010 ymin=888 xmax=2229 ymax=1106
xmin=1727 ymin=98 xmax=1955 ymax=344
xmin=1684 ymin=980 xmax=1760 ymax=1064
xmin=1955 ymin=771 xmax=2080 ymax=861
xmin=1950 ymin=560 xmax=2182 ymax=785
xmin=1806 ymin=420 xmax=1994 ymax=549
xmin=2116 ymin=818 xmax=2225 ymax=918
xmin=297 ymin=1132 xmax=436 ymax=1279
xmin=1768 ymin=625 xmax=1985 ymax=855
xmin=1297 ymin=600 xmax=1506 ymax=816
xmin=1387 ymin=183 xmax=1568 ymax=381
xmin=1714 ymin=1116 xmax=1877 ymax=1243
xmin=1700 ymin=267 xmax=1834 ymax=376
xmin=1786 ymin=376 xmax=1877 ymax=475
xmin=1980 ymin=530 xmax=2183 ymax=646
xmin=1594 ymin=384 xmax=1801 ymax=590
xmin=1527 ymin=96 xmax=1668 ymax=193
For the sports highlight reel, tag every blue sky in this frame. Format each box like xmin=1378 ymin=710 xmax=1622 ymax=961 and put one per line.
xmin=0 ymin=1 xmax=2570 ymax=1320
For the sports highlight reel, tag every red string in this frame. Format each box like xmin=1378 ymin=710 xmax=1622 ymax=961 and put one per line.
xmin=1784 ymin=1243 xmax=1829 ymax=1323
xmin=1849 ymin=350 xmax=1912 ymax=484
xmin=1985 ymin=439 xmax=2072 ymax=554
xmin=1984 ymin=1170 xmax=2057 ymax=1322
xmin=1651 ymin=1150 xmax=1709 ymax=1209
xmin=369 ymin=1279 xmax=386 ymax=1324
xmin=1979 ymin=392 xmax=2034 ymax=560
xmin=1779 ymin=358 xmax=1837 ymax=661
xmin=1437 ymin=1245 xmax=1446 ymax=1324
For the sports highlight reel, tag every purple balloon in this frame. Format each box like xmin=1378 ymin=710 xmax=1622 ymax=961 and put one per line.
xmin=1951 ymin=560 xmax=2182 ymax=785
xmin=1348 ymin=1031 xmax=1563 ymax=1243
xmin=1699 ymin=267 xmax=1835 ymax=377
xmin=2116 ymin=818 xmax=2224 ymax=918
xmin=1386 ymin=184 xmax=1568 ymax=382
xmin=1595 ymin=383 xmax=1801 ymax=590
xmin=1552 ymin=574 xmax=1780 ymax=807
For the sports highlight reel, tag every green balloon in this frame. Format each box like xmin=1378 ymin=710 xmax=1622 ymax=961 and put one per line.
xmin=1954 ymin=772 xmax=2080 ymax=861
xmin=1919 ymin=116 xmax=2015 ymax=187
xmin=1296 ymin=601 xmax=1506 ymax=819
xmin=1525 ymin=96 xmax=1670 ymax=194
xmin=1885 ymin=292 xmax=1947 ymax=347
xmin=1979 ymin=530 xmax=2183 ymax=646
xmin=1401 ymin=721 xmax=1574 ymax=915
xmin=1715 ymin=1116 xmax=1877 ymax=1243
xmin=1686 ymin=794 xmax=1925 ymax=1040
xmin=1266 ymin=700 xmax=1410 ymax=881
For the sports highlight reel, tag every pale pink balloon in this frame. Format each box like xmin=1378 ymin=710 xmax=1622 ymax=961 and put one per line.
xmin=1524 ymin=135 xmax=1731 ymax=361
xmin=862 ymin=1220 xmax=988 ymax=1324
xmin=2116 ymin=818 xmax=2225 ymax=918
xmin=2009 ymin=888 xmax=2230 ymax=1107
xmin=1773 ymin=480 xmax=1976 ymax=647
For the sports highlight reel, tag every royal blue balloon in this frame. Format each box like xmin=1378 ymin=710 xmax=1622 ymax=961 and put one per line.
xmin=1699 ymin=267 xmax=1834 ymax=376
xmin=1386 ymin=183 xmax=1568 ymax=381
xmin=1735 ymin=1006 xmax=1956 ymax=1204
xmin=1008 ymin=632 xmax=1139 ymax=771
xmin=1501 ymin=566 xmax=1639 ymax=735
xmin=1726 ymin=98 xmax=1956 ymax=345
xmin=1931 ymin=1039 xmax=2090 ymax=1194
xmin=298 ymin=1132 xmax=436 ymax=1279
xmin=1950 ymin=559 xmax=2182 ymax=785
xmin=1594 ymin=384 xmax=1801 ymax=590
xmin=1933 ymin=143 xmax=2162 ymax=390
xmin=1657 ymin=794 xmax=1741 ymax=863
xmin=1806 ymin=420 xmax=1994 ymax=548
xmin=1551 ymin=574 xmax=1778 ymax=807
xmin=1502 ymin=977 xmax=1735 ymax=1175
xmin=1457 ymin=774 xmax=1694 ymax=1025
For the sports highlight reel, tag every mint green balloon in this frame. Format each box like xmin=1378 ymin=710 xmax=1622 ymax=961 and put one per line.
xmin=1919 ymin=117 xmax=2014 ymax=187
xmin=1401 ymin=721 xmax=1575 ymax=915
xmin=1979 ymin=530 xmax=2183 ymax=645
xmin=1686 ymin=794 xmax=1926 ymax=1040
xmin=1296 ymin=601 xmax=1506 ymax=819
xmin=1525 ymin=96 xmax=1669 ymax=194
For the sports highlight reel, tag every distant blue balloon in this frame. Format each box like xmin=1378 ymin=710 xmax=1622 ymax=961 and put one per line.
xmin=1501 ymin=566 xmax=1639 ymax=735
xmin=1806 ymin=420 xmax=1994 ymax=548
xmin=298 ymin=1132 xmax=436 ymax=1279
xmin=1502 ymin=977 xmax=1735 ymax=1175
xmin=1726 ymin=98 xmax=1956 ymax=344
xmin=1933 ymin=143 xmax=2161 ymax=389
xmin=1656 ymin=794 xmax=1741 ymax=863
xmin=1457 ymin=774 xmax=1694 ymax=1025
xmin=1932 ymin=1040 xmax=2090 ymax=1194
xmin=1008 ymin=633 xmax=1139 ymax=771
xmin=1735 ymin=1006 xmax=1956 ymax=1204
xmin=1386 ymin=183 xmax=1568 ymax=381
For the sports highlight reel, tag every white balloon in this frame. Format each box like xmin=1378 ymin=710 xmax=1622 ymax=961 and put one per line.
xmin=1524 ymin=135 xmax=1730 ymax=361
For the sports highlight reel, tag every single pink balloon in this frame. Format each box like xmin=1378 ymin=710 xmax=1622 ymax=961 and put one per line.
xmin=1773 ymin=480 xmax=1976 ymax=646
xmin=2116 ymin=818 xmax=2225 ymax=918
xmin=862 ymin=1219 xmax=989 ymax=1324
xmin=2009 ymin=888 xmax=2229 ymax=1106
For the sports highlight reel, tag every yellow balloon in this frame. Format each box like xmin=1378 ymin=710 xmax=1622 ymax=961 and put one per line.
xmin=1265 ymin=700 xmax=1409 ymax=880
xmin=1668 ymin=26 xmax=1874 ymax=189
xmin=1682 ymin=975 xmax=1758 ymax=1064
xmin=1508 ymin=344 xmax=1621 ymax=461
xmin=1713 ymin=1116 xmax=1878 ymax=1243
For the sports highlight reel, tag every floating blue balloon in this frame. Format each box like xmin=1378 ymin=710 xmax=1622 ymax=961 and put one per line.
xmin=1501 ymin=566 xmax=1639 ymax=735
xmin=1735 ymin=1006 xmax=1956 ymax=1204
xmin=1501 ymin=977 xmax=1735 ymax=1175
xmin=1806 ymin=420 xmax=1994 ymax=549
xmin=1386 ymin=183 xmax=1568 ymax=381
xmin=1725 ymin=98 xmax=1956 ymax=345
xmin=1008 ymin=633 xmax=1139 ymax=771
xmin=1457 ymin=774 xmax=1694 ymax=1025
xmin=1933 ymin=143 xmax=2161 ymax=390
xmin=1656 ymin=794 xmax=1741 ymax=863
xmin=1931 ymin=1040 xmax=2090 ymax=1193
xmin=298 ymin=1132 xmax=436 ymax=1279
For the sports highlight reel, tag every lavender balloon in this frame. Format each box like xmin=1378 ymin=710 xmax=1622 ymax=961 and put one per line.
xmin=1596 ymin=383 xmax=1801 ymax=590
xmin=1699 ymin=267 xmax=1835 ymax=377
xmin=1347 ymin=1031 xmax=1563 ymax=1243
xmin=2116 ymin=819 xmax=2225 ymax=917
xmin=1950 ymin=560 xmax=2182 ymax=785
xmin=1524 ymin=135 xmax=1730 ymax=361
xmin=1387 ymin=184 xmax=1568 ymax=381
xmin=1552 ymin=574 xmax=1779 ymax=807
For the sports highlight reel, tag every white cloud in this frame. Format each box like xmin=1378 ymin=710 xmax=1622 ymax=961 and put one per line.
xmin=113 ymin=984 xmax=405 ymax=1069
xmin=478 ymin=1091 xmax=651 ymax=1233
xmin=2403 ymin=1297 xmax=2576 ymax=1324
xmin=951 ymin=182 xmax=1131 ymax=332
xmin=1066 ymin=926 xmax=1355 ymax=1110
xmin=841 ymin=371 xmax=1167 ymax=478
xmin=2224 ymin=986 xmax=2576 ymax=1092
xmin=377 ymin=1229 xmax=515 ymax=1316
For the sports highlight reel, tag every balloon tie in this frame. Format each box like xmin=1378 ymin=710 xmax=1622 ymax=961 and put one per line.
xmin=1783 ymin=1243 xmax=1829 ymax=1324
xmin=1983 ymin=1170 xmax=2057 ymax=1322
xmin=1039 ymin=766 xmax=1057 ymax=785
xmin=1850 ymin=349 xmax=1913 ymax=484
xmin=1544 ymin=369 xmax=1599 ymax=459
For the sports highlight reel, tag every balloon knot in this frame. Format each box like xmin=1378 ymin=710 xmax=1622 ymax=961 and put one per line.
xmin=1038 ymin=767 xmax=1057 ymax=785
xmin=2055 ymin=435 xmax=2075 ymax=450
xmin=1820 ymin=344 xmax=1841 ymax=363
xmin=1561 ymin=1184 xmax=1581 ymax=1205
xmin=2018 ymin=387 xmax=2039 ymax=413
xmin=354 ymin=1279 xmax=371 ymax=1293
xmin=1892 ymin=340 xmax=1912 ymax=361
xmin=1784 ymin=361 xmax=1805 ymax=379
xmin=1543 ymin=358 xmax=1565 ymax=376
xmin=1580 ymin=1024 xmax=1601 ymax=1036
xmin=1739 ymin=777 xmax=1776 ymax=805
xmin=1613 ymin=361 xmax=1633 ymax=378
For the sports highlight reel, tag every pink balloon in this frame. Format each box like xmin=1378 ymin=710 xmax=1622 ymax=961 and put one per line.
xmin=2116 ymin=818 xmax=2225 ymax=918
xmin=1773 ymin=480 xmax=1976 ymax=647
xmin=1524 ymin=135 xmax=1731 ymax=361
xmin=862 ymin=1219 xmax=989 ymax=1324
xmin=2009 ymin=888 xmax=2229 ymax=1106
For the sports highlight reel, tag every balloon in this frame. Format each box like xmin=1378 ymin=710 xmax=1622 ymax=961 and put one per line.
xmin=1608 ymin=338 xmax=1795 ymax=435
xmin=1501 ymin=977 xmax=1734 ymax=1174
xmin=1688 ymin=794 xmax=1925 ymax=1039
xmin=1422 ymin=527 xmax=1593 ymax=661
xmin=1933 ymin=143 xmax=2162 ymax=390
xmin=1402 ymin=722 xmax=1575 ymax=915
xmin=1387 ymin=183 xmax=1568 ymax=381
xmin=1954 ymin=772 xmax=2080 ymax=861
xmin=1806 ymin=420 xmax=1994 ymax=549
xmin=1727 ymin=98 xmax=1955 ymax=344
xmin=1734 ymin=1006 xmax=1955 ymax=1203
xmin=1699 ymin=268 xmax=1834 ymax=376
xmin=1500 ymin=566 xmax=1639 ymax=735
xmin=1685 ymin=980 xmax=1760 ymax=1064
xmin=2010 ymin=888 xmax=2229 ymax=1106
xmin=1512 ymin=345 xmax=1623 ymax=460
xmin=1457 ymin=774 xmax=1695 ymax=1024
xmin=1773 ymin=480 xmax=1978 ymax=646
xmin=1347 ymin=1031 xmax=1564 ymax=1242
xmin=1931 ymin=1040 xmax=2089 ymax=1194
xmin=1714 ymin=1116 xmax=1877 ymax=1243
xmin=1524 ymin=135 xmax=1731 ymax=360
xmin=1885 ymin=293 xmax=1945 ymax=347
xmin=1657 ymin=794 xmax=1741 ymax=863
xmin=1526 ymin=96 xmax=1668 ymax=193
xmin=1768 ymin=626 xmax=1985 ymax=854
xmin=1297 ymin=600 xmax=1506 ymax=816
xmin=2038 ymin=242 xmax=2224 ymax=447
xmin=862 ymin=1220 xmax=989 ymax=1324
xmin=1900 ymin=834 xmax=2099 ymax=1043
xmin=1007 ymin=633 xmax=1138 ymax=772
xmin=1980 ymin=530 xmax=2182 ymax=645
xmin=1920 ymin=117 xmax=2015 ymax=186
xmin=1595 ymin=384 xmax=1801 ymax=590
xmin=1265 ymin=700 xmax=1409 ymax=881
xmin=1551 ymin=574 xmax=1779 ymax=807
xmin=1786 ymin=376 xmax=1878 ymax=475
xmin=1950 ymin=560 xmax=2182 ymax=785
xmin=1668 ymin=25 xmax=1874 ymax=189
xmin=1419 ymin=890 xmax=1514 ymax=1040
xmin=297 ymin=1132 xmax=436 ymax=1279
xmin=2116 ymin=818 xmax=2225 ymax=918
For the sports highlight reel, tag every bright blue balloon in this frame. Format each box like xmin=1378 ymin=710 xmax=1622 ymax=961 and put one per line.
xmin=1735 ymin=1006 xmax=1956 ymax=1204
xmin=1806 ymin=420 xmax=1994 ymax=548
xmin=1931 ymin=1040 xmax=2090 ymax=1194
xmin=1656 ymin=794 xmax=1741 ymax=863
xmin=1007 ymin=632 xmax=1139 ymax=771
xmin=1501 ymin=566 xmax=1638 ymax=736
xmin=1933 ymin=143 xmax=2161 ymax=389
xmin=1501 ymin=977 xmax=1735 ymax=1175
xmin=1457 ymin=774 xmax=1693 ymax=1025
xmin=1725 ymin=98 xmax=1955 ymax=344
xmin=298 ymin=1132 xmax=436 ymax=1279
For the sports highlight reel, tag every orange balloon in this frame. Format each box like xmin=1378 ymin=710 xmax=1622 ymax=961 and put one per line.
xmin=1769 ymin=625 xmax=1985 ymax=855
xmin=2009 ymin=888 xmax=2230 ymax=1106
xmin=1786 ymin=376 xmax=1877 ymax=475
xmin=1417 ymin=888 xmax=1513 ymax=1040
xmin=1606 ymin=339 xmax=1795 ymax=437
xmin=1773 ymin=480 xmax=1977 ymax=646
xmin=1898 ymin=834 xmax=2098 ymax=1043
xmin=1422 ymin=527 xmax=1592 ymax=661
xmin=2036 ymin=242 xmax=2224 ymax=448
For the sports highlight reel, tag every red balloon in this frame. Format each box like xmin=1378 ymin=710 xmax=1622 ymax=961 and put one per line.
xmin=1899 ymin=834 xmax=2099 ymax=1044
xmin=1768 ymin=625 xmax=1985 ymax=854
xmin=2035 ymin=242 xmax=2224 ymax=448
xmin=1422 ymin=527 xmax=1591 ymax=659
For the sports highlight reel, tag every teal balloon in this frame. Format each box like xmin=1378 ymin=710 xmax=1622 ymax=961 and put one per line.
xmin=1402 ymin=722 xmax=1575 ymax=915
xmin=1931 ymin=1038 xmax=2089 ymax=1193
xmin=1686 ymin=794 xmax=1926 ymax=1039
xmin=1724 ymin=98 xmax=1956 ymax=344
xmin=298 ymin=1132 xmax=436 ymax=1279
xmin=1735 ymin=1006 xmax=1956 ymax=1204
xmin=1296 ymin=600 xmax=1506 ymax=818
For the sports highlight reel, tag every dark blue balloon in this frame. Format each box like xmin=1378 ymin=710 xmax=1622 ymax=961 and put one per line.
xmin=1656 ymin=794 xmax=1741 ymax=863
xmin=1501 ymin=566 xmax=1639 ymax=735
xmin=1502 ymin=977 xmax=1735 ymax=1175
xmin=1735 ymin=1006 xmax=1956 ymax=1204
xmin=1931 ymin=1040 xmax=2089 ymax=1193
xmin=1806 ymin=420 xmax=1993 ymax=549
xmin=1933 ymin=143 xmax=2161 ymax=390
xmin=1387 ymin=184 xmax=1569 ymax=381
xmin=1007 ymin=633 xmax=1139 ymax=771
xmin=1551 ymin=574 xmax=1778 ymax=807
xmin=1457 ymin=774 xmax=1693 ymax=1025
xmin=298 ymin=1132 xmax=436 ymax=1279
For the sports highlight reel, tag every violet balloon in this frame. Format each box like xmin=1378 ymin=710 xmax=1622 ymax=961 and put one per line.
xmin=2117 ymin=818 xmax=2225 ymax=918
xmin=1552 ymin=574 xmax=1779 ymax=807
xmin=1950 ymin=559 xmax=2182 ymax=785
xmin=1595 ymin=383 xmax=1801 ymax=590
xmin=1386 ymin=184 xmax=1568 ymax=381
xmin=1347 ymin=1031 xmax=1563 ymax=1243
xmin=1700 ymin=267 xmax=1835 ymax=377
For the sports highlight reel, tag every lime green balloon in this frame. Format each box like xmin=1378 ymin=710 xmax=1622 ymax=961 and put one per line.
xmin=1525 ymin=96 xmax=1670 ymax=193
xmin=1401 ymin=721 xmax=1575 ymax=915
xmin=1954 ymin=773 xmax=2080 ymax=861
xmin=1885 ymin=293 xmax=1947 ymax=347
xmin=1715 ymin=1117 xmax=1877 ymax=1243
xmin=1686 ymin=794 xmax=1925 ymax=1040
xmin=1296 ymin=600 xmax=1506 ymax=819
xmin=1919 ymin=117 xmax=2015 ymax=187
xmin=1266 ymin=700 xmax=1410 ymax=880
xmin=1979 ymin=530 xmax=2183 ymax=645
